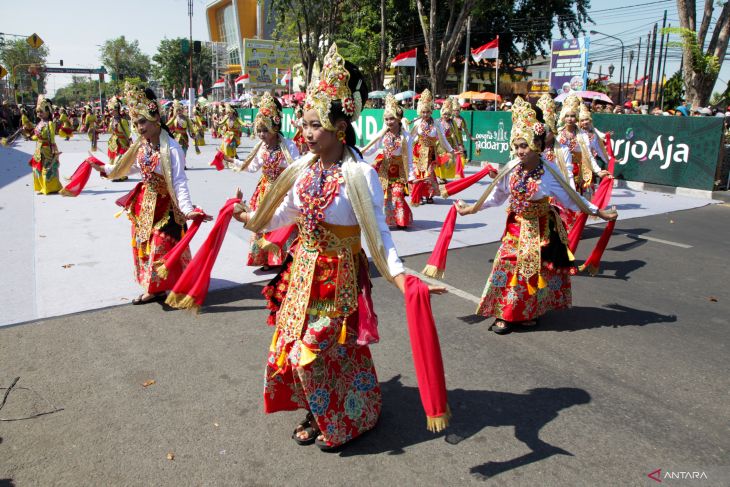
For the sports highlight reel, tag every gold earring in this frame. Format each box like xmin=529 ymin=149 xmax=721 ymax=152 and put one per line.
xmin=336 ymin=130 xmax=346 ymax=144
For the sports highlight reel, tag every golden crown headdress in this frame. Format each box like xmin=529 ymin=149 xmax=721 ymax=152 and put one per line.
xmin=254 ymin=92 xmax=282 ymax=132
xmin=536 ymin=94 xmax=557 ymax=134
xmin=510 ymin=97 xmax=545 ymax=154
xmin=304 ymin=43 xmax=361 ymax=131
xmin=558 ymin=94 xmax=581 ymax=127
xmin=417 ymin=89 xmax=434 ymax=115
xmin=108 ymin=96 xmax=121 ymax=112
xmin=383 ymin=93 xmax=403 ymax=119
xmin=440 ymin=97 xmax=453 ymax=116
xmin=36 ymin=95 xmax=52 ymax=114
xmin=578 ymin=103 xmax=592 ymax=121
xmin=124 ymin=81 xmax=159 ymax=121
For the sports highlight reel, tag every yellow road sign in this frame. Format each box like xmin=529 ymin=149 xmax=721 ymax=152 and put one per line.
xmin=0 ymin=66 xmax=7 ymax=79
xmin=27 ymin=33 xmax=44 ymax=49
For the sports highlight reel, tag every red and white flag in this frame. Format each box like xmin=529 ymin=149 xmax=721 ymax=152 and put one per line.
xmin=235 ymin=74 xmax=249 ymax=85
xmin=198 ymin=80 xmax=204 ymax=95
xmin=280 ymin=69 xmax=291 ymax=85
xmin=471 ymin=37 xmax=499 ymax=62
xmin=212 ymin=77 xmax=225 ymax=89
xmin=391 ymin=48 xmax=417 ymax=67
xmin=634 ymin=75 xmax=648 ymax=87
xmin=172 ymin=85 xmax=177 ymax=99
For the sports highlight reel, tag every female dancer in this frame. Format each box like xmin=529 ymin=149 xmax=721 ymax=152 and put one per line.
xmin=168 ymin=101 xmax=195 ymax=156
xmin=232 ymin=45 xmax=444 ymax=450
xmin=29 ymin=95 xmax=62 ymax=194
xmin=434 ymin=98 xmax=457 ymax=182
xmin=81 ymin=105 xmax=98 ymax=152
xmin=223 ymin=92 xmax=299 ymax=269
xmin=20 ymin=107 xmax=34 ymax=140
xmin=578 ymin=105 xmax=610 ymax=180
xmin=409 ymin=89 xmax=454 ymax=203
xmin=90 ymin=83 xmax=210 ymax=304
xmin=219 ymin=104 xmax=243 ymax=159
xmin=57 ymin=107 xmax=74 ymax=140
xmin=450 ymin=100 xmax=477 ymax=178
xmin=456 ymin=98 xmax=617 ymax=334
xmin=362 ymin=94 xmax=413 ymax=229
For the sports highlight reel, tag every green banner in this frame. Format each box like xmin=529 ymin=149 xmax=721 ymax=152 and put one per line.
xmin=237 ymin=107 xmax=723 ymax=190
xmin=593 ymin=114 xmax=723 ymax=191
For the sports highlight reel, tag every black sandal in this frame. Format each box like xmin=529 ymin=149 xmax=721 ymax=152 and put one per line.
xmin=131 ymin=293 xmax=166 ymax=305
xmin=315 ymin=435 xmax=341 ymax=452
xmin=292 ymin=413 xmax=318 ymax=446
xmin=519 ymin=318 xmax=540 ymax=328
xmin=491 ymin=319 xmax=512 ymax=335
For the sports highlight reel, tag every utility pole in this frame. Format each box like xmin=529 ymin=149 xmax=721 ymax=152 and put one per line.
xmin=659 ymin=24 xmax=671 ymax=110
xmin=462 ymin=16 xmax=471 ymax=93
xmin=641 ymin=31 xmax=651 ymax=105
xmin=646 ymin=23 xmax=658 ymax=107
xmin=627 ymin=49 xmax=634 ymax=101
xmin=655 ymin=10 xmax=667 ymax=106
xmin=188 ymin=0 xmax=194 ymax=117
xmin=380 ymin=0 xmax=385 ymax=90
xmin=634 ymin=37 xmax=642 ymax=99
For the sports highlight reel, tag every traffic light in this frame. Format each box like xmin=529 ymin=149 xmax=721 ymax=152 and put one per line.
xmin=181 ymin=39 xmax=190 ymax=55
xmin=60 ymin=59 xmax=63 ymax=66
xmin=193 ymin=41 xmax=201 ymax=53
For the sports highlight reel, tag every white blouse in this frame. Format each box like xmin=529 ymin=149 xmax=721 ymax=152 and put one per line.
xmin=230 ymin=138 xmax=300 ymax=173
xmin=411 ymin=118 xmax=454 ymax=153
xmin=578 ymin=129 xmax=608 ymax=173
xmin=543 ymin=144 xmax=576 ymax=190
xmin=255 ymin=157 xmax=406 ymax=277
xmin=103 ymin=137 xmax=194 ymax=215
xmin=362 ymin=128 xmax=415 ymax=181
xmin=480 ymin=158 xmax=599 ymax=214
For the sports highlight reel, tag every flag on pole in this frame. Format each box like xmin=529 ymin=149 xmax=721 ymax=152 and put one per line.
xmin=279 ymin=69 xmax=291 ymax=85
xmin=390 ymin=49 xmax=417 ymax=67
xmin=212 ymin=77 xmax=225 ymax=89
xmin=161 ymin=86 xmax=166 ymax=98
xmin=198 ymin=80 xmax=204 ymax=95
xmin=471 ymin=37 xmax=499 ymax=62
xmin=172 ymin=85 xmax=177 ymax=99
xmin=235 ymin=74 xmax=249 ymax=85
xmin=633 ymin=75 xmax=648 ymax=86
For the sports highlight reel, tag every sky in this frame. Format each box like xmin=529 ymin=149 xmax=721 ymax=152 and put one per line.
xmin=2 ymin=0 xmax=728 ymax=100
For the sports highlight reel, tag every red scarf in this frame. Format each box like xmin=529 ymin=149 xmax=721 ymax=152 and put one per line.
xmin=422 ymin=206 xmax=458 ymax=279
xmin=440 ymin=164 xmax=496 ymax=198
xmin=405 ymin=275 xmax=450 ymax=432
xmin=210 ymin=150 xmax=225 ymax=171
xmin=410 ymin=181 xmax=429 ymax=206
xmin=257 ymin=224 xmax=296 ymax=257
xmin=59 ymin=155 xmax=105 ymax=197
xmin=165 ymin=198 xmax=240 ymax=311
xmin=154 ymin=212 xmax=206 ymax=279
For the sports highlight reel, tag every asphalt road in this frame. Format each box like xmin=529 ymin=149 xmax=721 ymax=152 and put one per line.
xmin=1 ymin=204 xmax=729 ymax=486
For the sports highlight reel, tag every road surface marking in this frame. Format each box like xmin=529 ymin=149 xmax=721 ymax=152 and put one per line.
xmin=405 ymin=268 xmax=481 ymax=305
xmin=613 ymin=230 xmax=693 ymax=249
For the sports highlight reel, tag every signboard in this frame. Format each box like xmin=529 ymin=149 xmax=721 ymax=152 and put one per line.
xmin=43 ymin=67 xmax=107 ymax=74
xmin=242 ymin=39 xmax=299 ymax=89
xmin=27 ymin=33 xmax=44 ymax=49
xmin=526 ymin=79 xmax=550 ymax=103
xmin=233 ymin=109 xmax=723 ymax=190
xmin=550 ymin=37 xmax=590 ymax=95
xmin=593 ymin=114 xmax=722 ymax=190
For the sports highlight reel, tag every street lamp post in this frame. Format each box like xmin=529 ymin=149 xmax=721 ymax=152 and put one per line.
xmin=590 ymin=30 xmax=624 ymax=105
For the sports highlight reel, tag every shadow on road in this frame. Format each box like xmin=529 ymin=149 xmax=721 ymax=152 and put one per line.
xmin=0 ymin=145 xmax=30 ymax=191
xmin=341 ymin=375 xmax=590 ymax=480
xmin=0 ymin=479 xmax=16 ymax=487
xmin=585 ymin=259 xmax=647 ymax=280
xmin=411 ymin=220 xmax=487 ymax=231
xmin=543 ymin=303 xmax=677 ymax=332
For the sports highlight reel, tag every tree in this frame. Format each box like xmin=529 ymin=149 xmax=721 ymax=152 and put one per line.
xmin=99 ymin=36 xmax=151 ymax=82
xmin=53 ymin=75 xmax=103 ymax=106
xmin=661 ymin=70 xmax=685 ymax=109
xmin=0 ymin=39 xmax=49 ymax=100
xmin=675 ymin=0 xmax=730 ymax=106
xmin=270 ymin=0 xmax=345 ymax=84
xmin=152 ymin=38 xmax=213 ymax=96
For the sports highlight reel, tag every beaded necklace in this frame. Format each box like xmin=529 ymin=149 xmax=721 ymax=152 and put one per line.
xmin=508 ymin=161 xmax=545 ymax=215
xmin=297 ymin=157 xmax=344 ymax=232
xmin=138 ymin=141 xmax=160 ymax=181
xmin=261 ymin=145 xmax=285 ymax=180
xmin=383 ymin=130 xmax=401 ymax=159
xmin=558 ymin=128 xmax=577 ymax=152
xmin=419 ymin=118 xmax=434 ymax=138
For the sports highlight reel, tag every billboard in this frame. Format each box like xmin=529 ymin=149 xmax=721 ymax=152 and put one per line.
xmin=550 ymin=37 xmax=590 ymax=95
xmin=242 ymin=39 xmax=299 ymax=89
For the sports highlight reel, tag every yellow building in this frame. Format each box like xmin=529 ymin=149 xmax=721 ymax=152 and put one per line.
xmin=206 ymin=0 xmax=273 ymax=73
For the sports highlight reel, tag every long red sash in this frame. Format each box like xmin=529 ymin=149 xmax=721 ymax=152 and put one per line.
xmin=210 ymin=150 xmax=225 ymax=171
xmin=439 ymin=163 xmax=496 ymax=198
xmin=422 ymin=206 xmax=458 ymax=279
xmin=404 ymin=275 xmax=450 ymax=432
xmin=154 ymin=212 xmax=206 ymax=279
xmin=165 ymin=198 xmax=240 ymax=312
xmin=60 ymin=155 xmax=105 ymax=197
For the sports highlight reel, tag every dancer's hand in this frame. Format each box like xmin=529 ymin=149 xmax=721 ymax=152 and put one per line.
xmin=455 ymin=200 xmax=475 ymax=216
xmin=235 ymin=187 xmax=243 ymax=200
xmin=597 ymin=207 xmax=618 ymax=221
xmin=598 ymin=170 xmax=611 ymax=178
xmin=428 ymin=284 xmax=448 ymax=295
xmin=186 ymin=210 xmax=212 ymax=222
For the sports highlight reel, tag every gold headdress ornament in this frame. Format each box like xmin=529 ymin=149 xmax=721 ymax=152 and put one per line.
xmin=172 ymin=99 xmax=182 ymax=114
xmin=254 ymin=92 xmax=282 ymax=132
xmin=536 ymin=94 xmax=557 ymax=134
xmin=383 ymin=93 xmax=403 ymax=119
xmin=225 ymin=103 xmax=235 ymax=115
xmin=578 ymin=103 xmax=592 ymax=122
xmin=558 ymin=94 xmax=581 ymax=127
xmin=107 ymin=96 xmax=121 ymax=112
xmin=440 ymin=97 xmax=453 ymax=116
xmin=417 ymin=89 xmax=434 ymax=116
xmin=36 ymin=95 xmax=52 ymax=114
xmin=304 ymin=43 xmax=362 ymax=131
xmin=510 ymin=96 xmax=545 ymax=153
xmin=124 ymin=81 xmax=159 ymax=121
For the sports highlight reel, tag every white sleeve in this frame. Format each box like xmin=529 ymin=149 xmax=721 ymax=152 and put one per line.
xmin=253 ymin=183 xmax=300 ymax=232
xmin=479 ymin=169 xmax=511 ymax=209
xmin=170 ymin=144 xmax=194 ymax=215
xmin=285 ymin=138 xmax=300 ymax=161
xmin=435 ymin=122 xmax=454 ymax=153
xmin=362 ymin=134 xmax=383 ymax=158
xmin=405 ymin=133 xmax=415 ymax=181
xmin=547 ymin=171 xmax=598 ymax=214
xmin=363 ymin=163 xmax=405 ymax=277
xmin=590 ymin=133 xmax=608 ymax=170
